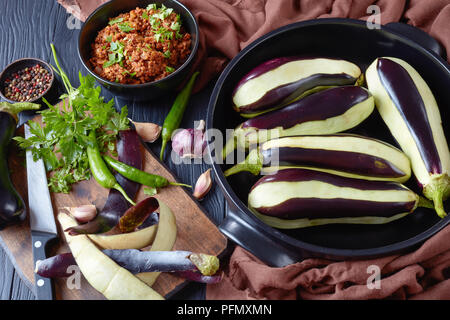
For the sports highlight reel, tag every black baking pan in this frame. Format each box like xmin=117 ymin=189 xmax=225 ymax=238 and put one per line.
xmin=206 ymin=18 xmax=450 ymax=268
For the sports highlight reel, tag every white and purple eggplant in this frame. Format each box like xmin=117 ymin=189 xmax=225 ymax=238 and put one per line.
xmin=224 ymin=134 xmax=411 ymax=183
xmin=366 ymin=57 xmax=450 ymax=218
xmin=224 ymin=86 xmax=375 ymax=158
xmin=232 ymin=57 xmax=362 ymax=117
xmin=248 ymin=168 xmax=432 ymax=229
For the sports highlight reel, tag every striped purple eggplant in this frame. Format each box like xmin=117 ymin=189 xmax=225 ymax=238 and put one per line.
xmin=248 ymin=168 xmax=432 ymax=229
xmin=224 ymin=134 xmax=411 ymax=183
xmin=232 ymin=57 xmax=362 ymax=117
xmin=366 ymin=57 xmax=450 ymax=218
xmin=223 ymin=86 xmax=375 ymax=159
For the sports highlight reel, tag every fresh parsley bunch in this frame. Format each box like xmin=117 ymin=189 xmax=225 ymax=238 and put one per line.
xmin=14 ymin=44 xmax=129 ymax=193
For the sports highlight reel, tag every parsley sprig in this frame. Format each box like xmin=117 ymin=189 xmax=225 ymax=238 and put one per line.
xmin=14 ymin=44 xmax=130 ymax=193
xmin=118 ymin=22 xmax=135 ymax=33
xmin=143 ymin=4 xmax=183 ymax=43
xmin=103 ymin=41 xmax=125 ymax=68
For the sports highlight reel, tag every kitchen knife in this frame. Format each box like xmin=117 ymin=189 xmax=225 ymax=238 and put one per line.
xmin=25 ymin=124 xmax=58 ymax=300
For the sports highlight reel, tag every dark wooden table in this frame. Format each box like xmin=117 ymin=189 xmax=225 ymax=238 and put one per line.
xmin=0 ymin=0 xmax=228 ymax=300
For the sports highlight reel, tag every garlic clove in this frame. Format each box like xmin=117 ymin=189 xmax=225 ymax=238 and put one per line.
xmin=132 ymin=121 xmax=162 ymax=143
xmin=72 ymin=204 xmax=97 ymax=223
xmin=193 ymin=169 xmax=212 ymax=200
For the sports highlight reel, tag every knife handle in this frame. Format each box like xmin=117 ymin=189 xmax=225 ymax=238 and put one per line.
xmin=31 ymin=231 xmax=58 ymax=300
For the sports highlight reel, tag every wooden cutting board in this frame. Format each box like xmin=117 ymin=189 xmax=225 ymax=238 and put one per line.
xmin=0 ymin=122 xmax=227 ymax=300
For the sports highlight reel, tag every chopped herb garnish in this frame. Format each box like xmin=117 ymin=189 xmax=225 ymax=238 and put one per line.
xmin=122 ymin=70 xmax=137 ymax=77
xmin=165 ymin=66 xmax=175 ymax=73
xmin=103 ymin=41 xmax=125 ymax=68
xmin=105 ymin=35 xmax=112 ymax=42
xmin=147 ymin=3 xmax=157 ymax=10
xmin=170 ymin=21 xmax=180 ymax=31
xmin=149 ymin=16 xmax=160 ymax=28
xmin=118 ymin=22 xmax=135 ymax=32
xmin=163 ymin=50 xmax=171 ymax=58
xmin=108 ymin=17 xmax=124 ymax=25
xmin=142 ymin=10 xmax=149 ymax=19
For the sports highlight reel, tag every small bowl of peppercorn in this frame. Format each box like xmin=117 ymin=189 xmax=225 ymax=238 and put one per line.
xmin=0 ymin=58 xmax=56 ymax=104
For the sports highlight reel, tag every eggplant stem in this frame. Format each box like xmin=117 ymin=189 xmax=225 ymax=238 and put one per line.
xmin=432 ymin=189 xmax=447 ymax=218
xmin=417 ymin=196 xmax=434 ymax=209
xmin=423 ymin=174 xmax=449 ymax=219
xmin=0 ymin=101 xmax=41 ymax=121
xmin=224 ymin=148 xmax=262 ymax=177
xmin=189 ymin=253 xmax=220 ymax=276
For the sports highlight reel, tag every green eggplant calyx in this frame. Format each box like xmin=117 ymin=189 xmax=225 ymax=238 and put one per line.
xmin=189 ymin=253 xmax=220 ymax=276
xmin=0 ymin=101 xmax=41 ymax=121
xmin=423 ymin=174 xmax=450 ymax=218
xmin=355 ymin=73 xmax=366 ymax=87
xmin=224 ymin=148 xmax=262 ymax=177
xmin=417 ymin=196 xmax=434 ymax=209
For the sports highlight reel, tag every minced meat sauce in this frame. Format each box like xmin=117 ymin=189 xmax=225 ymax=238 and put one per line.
xmin=89 ymin=4 xmax=191 ymax=84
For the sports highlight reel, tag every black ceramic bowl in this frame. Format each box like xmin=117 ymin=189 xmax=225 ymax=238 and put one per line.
xmin=78 ymin=0 xmax=199 ymax=101
xmin=206 ymin=18 xmax=450 ymax=267
xmin=0 ymin=58 xmax=56 ymax=104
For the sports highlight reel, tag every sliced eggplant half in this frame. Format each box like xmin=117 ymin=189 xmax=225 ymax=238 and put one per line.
xmin=224 ymin=134 xmax=411 ymax=182
xmin=248 ymin=168 xmax=432 ymax=229
xmin=223 ymin=86 xmax=375 ymax=158
xmin=366 ymin=57 xmax=450 ymax=218
xmin=232 ymin=57 xmax=362 ymax=117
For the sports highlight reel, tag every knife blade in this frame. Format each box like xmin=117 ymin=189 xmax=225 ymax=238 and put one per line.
xmin=25 ymin=124 xmax=58 ymax=300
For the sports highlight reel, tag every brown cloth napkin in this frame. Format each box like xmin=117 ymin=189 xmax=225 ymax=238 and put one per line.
xmin=57 ymin=0 xmax=450 ymax=300
xmin=207 ymin=225 xmax=450 ymax=300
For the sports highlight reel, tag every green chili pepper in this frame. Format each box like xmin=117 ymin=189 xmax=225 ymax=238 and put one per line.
xmin=160 ymin=71 xmax=200 ymax=161
xmin=103 ymin=155 xmax=191 ymax=188
xmin=87 ymin=130 xmax=136 ymax=205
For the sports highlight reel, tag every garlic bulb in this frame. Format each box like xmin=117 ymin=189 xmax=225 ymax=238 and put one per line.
xmin=172 ymin=120 xmax=206 ymax=159
xmin=72 ymin=205 xmax=97 ymax=223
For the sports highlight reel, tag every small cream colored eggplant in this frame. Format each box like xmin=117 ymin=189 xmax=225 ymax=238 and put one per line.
xmin=232 ymin=57 xmax=362 ymax=117
xmin=366 ymin=57 xmax=450 ymax=218
xmin=224 ymin=134 xmax=411 ymax=183
xmin=248 ymin=168 xmax=432 ymax=229
xmin=223 ymin=86 xmax=375 ymax=158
